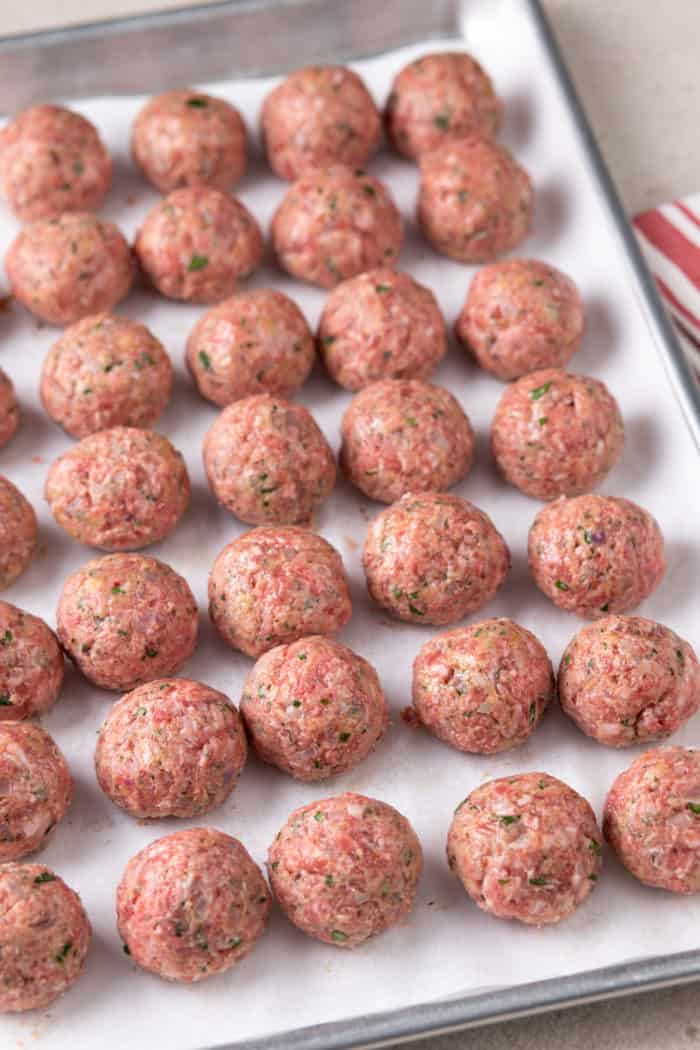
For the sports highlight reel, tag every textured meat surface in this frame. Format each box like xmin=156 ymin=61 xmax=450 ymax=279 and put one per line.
xmin=0 ymin=369 xmax=19 ymax=450
xmin=0 ymin=476 xmax=37 ymax=591
xmin=0 ymin=722 xmax=72 ymax=862
xmin=0 ymin=601 xmax=64 ymax=720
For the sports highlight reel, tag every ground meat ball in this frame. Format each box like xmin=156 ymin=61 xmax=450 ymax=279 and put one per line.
xmin=0 ymin=863 xmax=91 ymax=1012
xmin=117 ymin=827 xmax=270 ymax=982
xmin=385 ymin=51 xmax=502 ymax=161
xmin=0 ymin=104 xmax=111 ymax=223
xmin=318 ymin=268 xmax=446 ymax=390
xmin=0 ymin=601 xmax=64 ymax=720
xmin=134 ymin=187 xmax=263 ymax=304
xmin=0 ymin=477 xmax=37 ymax=592
xmin=95 ymin=678 xmax=247 ymax=818
xmin=57 ymin=553 xmax=198 ymax=691
xmin=419 ymin=138 xmax=533 ymax=263
xmin=363 ymin=492 xmax=509 ymax=625
xmin=528 ymin=495 xmax=665 ymax=618
xmin=456 ymin=259 xmax=585 ymax=380
xmin=203 ymin=394 xmax=335 ymax=526
xmin=46 ymin=426 xmax=190 ymax=551
xmin=412 ymin=619 xmax=553 ymax=754
xmin=448 ymin=773 xmax=602 ymax=925
xmin=186 ymin=289 xmax=314 ymax=407
xmin=0 ymin=723 xmax=72 ymax=862
xmin=131 ymin=89 xmax=247 ymax=193
xmin=268 ymin=793 xmax=422 ymax=948
xmin=559 ymin=616 xmax=700 ymax=747
xmin=40 ymin=314 xmax=173 ymax=439
xmin=271 ymin=165 xmax=403 ymax=288
xmin=261 ymin=65 xmax=380 ymax=181
xmin=0 ymin=369 xmax=19 ymax=450
xmin=241 ymin=636 xmax=388 ymax=781
xmin=341 ymin=379 xmax=474 ymax=503
xmin=491 ymin=369 xmax=624 ymax=500
xmin=209 ymin=527 xmax=351 ymax=658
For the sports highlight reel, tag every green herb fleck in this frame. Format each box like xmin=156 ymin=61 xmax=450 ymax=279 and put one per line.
xmin=588 ymin=873 xmax=598 ymax=881
xmin=325 ymin=875 xmax=334 ymax=887
xmin=292 ymin=700 xmax=301 ymax=708
xmin=314 ymin=811 xmax=325 ymax=822
xmin=111 ymin=585 xmax=125 ymax=595
xmin=538 ymin=416 xmax=548 ymax=426
xmin=187 ymin=97 xmax=208 ymax=107
xmin=55 ymin=941 xmax=73 ymax=964
xmin=375 ymin=284 xmax=392 ymax=293
xmin=554 ymin=580 xmax=569 ymax=591
xmin=405 ymin=416 xmax=418 ymax=427
xmin=297 ymin=652 xmax=307 ymax=661
xmin=588 ymin=839 xmax=602 ymax=853
xmin=529 ymin=877 xmax=548 ymax=886
xmin=530 ymin=381 xmax=552 ymax=401
xmin=434 ymin=113 xmax=450 ymax=130
xmin=331 ymin=930 xmax=348 ymax=942
xmin=499 ymin=815 xmax=520 ymax=826
xmin=144 ymin=647 xmax=158 ymax=659
xmin=408 ymin=603 xmax=424 ymax=616
xmin=136 ymin=706 xmax=147 ymax=716
xmin=1 ymin=630 xmax=12 ymax=645
xmin=687 ymin=802 xmax=700 ymax=815
xmin=123 ymin=943 xmax=131 ymax=955
xmin=198 ymin=350 xmax=212 ymax=370
xmin=34 ymin=872 xmax=56 ymax=884
xmin=362 ymin=184 xmax=376 ymax=197
xmin=338 ymin=731 xmax=351 ymax=742
xmin=188 ymin=254 xmax=209 ymax=272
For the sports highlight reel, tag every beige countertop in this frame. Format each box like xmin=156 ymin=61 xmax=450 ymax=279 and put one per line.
xmin=3 ymin=1 xmax=700 ymax=1048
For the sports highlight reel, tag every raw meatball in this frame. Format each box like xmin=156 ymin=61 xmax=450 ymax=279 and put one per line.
xmin=241 ymin=636 xmax=388 ymax=781
xmin=340 ymin=379 xmax=474 ymax=503
xmin=0 ymin=368 xmax=19 ymax=449
xmin=0 ymin=103 xmax=111 ymax=222
xmin=209 ymin=526 xmax=351 ymax=658
xmin=318 ymin=268 xmax=446 ymax=390
xmin=186 ymin=289 xmax=314 ymax=407
xmin=95 ymin=678 xmax=247 ymax=818
xmin=117 ymin=827 xmax=270 ymax=982
xmin=0 ymin=476 xmax=37 ymax=591
xmin=268 ymin=793 xmax=422 ymax=947
xmin=419 ymin=138 xmax=533 ymax=263
xmin=56 ymin=553 xmax=198 ymax=691
xmin=40 ymin=313 xmax=173 ymax=439
xmin=203 ymin=394 xmax=335 ymax=525
xmin=0 ymin=601 xmax=64 ymax=720
xmin=528 ymin=494 xmax=665 ymax=618
xmin=559 ymin=616 xmax=700 ymax=747
xmin=0 ymin=863 xmax=91 ymax=1012
xmin=131 ymin=89 xmax=247 ymax=193
xmin=412 ymin=618 xmax=553 ymax=754
xmin=271 ymin=165 xmax=403 ymax=288
xmin=604 ymin=747 xmax=700 ymax=893
xmin=491 ymin=369 xmax=624 ymax=500
xmin=5 ymin=213 xmax=134 ymax=326
xmin=363 ymin=492 xmax=509 ymax=625
xmin=0 ymin=722 xmax=72 ymax=862
xmin=385 ymin=51 xmax=502 ymax=160
xmin=261 ymin=65 xmax=380 ymax=180
xmin=456 ymin=259 xmax=585 ymax=380
xmin=448 ymin=772 xmax=602 ymax=925
xmin=45 ymin=426 xmax=190 ymax=551
xmin=134 ymin=186 xmax=263 ymax=304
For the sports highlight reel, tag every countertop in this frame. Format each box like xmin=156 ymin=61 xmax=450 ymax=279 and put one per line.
xmin=3 ymin=1 xmax=700 ymax=1048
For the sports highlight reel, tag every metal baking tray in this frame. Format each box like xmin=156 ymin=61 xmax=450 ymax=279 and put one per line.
xmin=2 ymin=1 xmax=700 ymax=1048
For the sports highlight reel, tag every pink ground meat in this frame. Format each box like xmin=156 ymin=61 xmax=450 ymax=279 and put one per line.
xmin=240 ymin=635 xmax=388 ymax=781
xmin=0 ymin=601 xmax=64 ymax=720
xmin=0 ymin=476 xmax=37 ymax=591
xmin=0 ymin=722 xmax=72 ymax=862
xmin=0 ymin=369 xmax=19 ymax=449
xmin=448 ymin=772 xmax=602 ymax=925
xmin=117 ymin=827 xmax=270 ymax=982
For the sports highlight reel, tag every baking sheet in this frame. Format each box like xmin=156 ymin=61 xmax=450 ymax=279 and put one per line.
xmin=2 ymin=1 xmax=700 ymax=1048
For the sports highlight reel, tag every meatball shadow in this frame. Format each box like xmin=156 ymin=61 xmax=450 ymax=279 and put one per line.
xmin=502 ymin=87 xmax=536 ymax=151
xmin=44 ymin=662 xmax=107 ymax=733
xmin=531 ymin=177 xmax=569 ymax=252
xmin=495 ymin=546 xmax=539 ymax=622
xmin=7 ymin=401 xmax=59 ymax=460
xmin=577 ymin=293 xmax=620 ymax=373
xmin=648 ymin=539 xmax=700 ymax=623
xmin=614 ymin=412 xmax=660 ymax=490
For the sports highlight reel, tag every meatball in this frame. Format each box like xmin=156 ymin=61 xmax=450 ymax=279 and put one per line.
xmin=134 ymin=186 xmax=263 ymax=304
xmin=261 ymin=65 xmax=380 ymax=181
xmin=559 ymin=616 xmax=700 ymax=747
xmin=241 ymin=636 xmax=388 ymax=781
xmin=271 ymin=165 xmax=403 ymax=288
xmin=5 ymin=213 xmax=134 ymax=326
xmin=318 ymin=268 xmax=446 ymax=390
xmin=203 ymin=394 xmax=335 ymax=526
xmin=209 ymin=527 xmax=351 ymax=658
xmin=186 ymin=289 xmax=315 ymax=407
xmin=131 ymin=89 xmax=247 ymax=193
xmin=46 ymin=426 xmax=190 ymax=551
xmin=0 ymin=368 xmax=19 ymax=450
xmin=419 ymin=138 xmax=533 ymax=263
xmin=0 ymin=601 xmax=64 ymax=720
xmin=95 ymin=678 xmax=247 ymax=818
xmin=0 ymin=723 xmax=72 ymax=862
xmin=491 ymin=369 xmax=624 ymax=500
xmin=0 ymin=476 xmax=37 ymax=591
xmin=40 ymin=313 xmax=173 ymax=439
xmin=528 ymin=495 xmax=665 ymax=618
xmin=363 ymin=492 xmax=509 ymax=625
xmin=385 ymin=51 xmax=502 ymax=160
xmin=340 ymin=379 xmax=474 ymax=503
xmin=117 ymin=827 xmax=270 ymax=982
xmin=268 ymin=793 xmax=422 ymax=948
xmin=56 ymin=553 xmax=198 ymax=691
xmin=456 ymin=259 xmax=585 ymax=380
xmin=0 ymin=863 xmax=91 ymax=1012
xmin=412 ymin=619 xmax=554 ymax=754
xmin=0 ymin=103 xmax=111 ymax=222
xmin=604 ymin=747 xmax=700 ymax=893
xmin=448 ymin=772 xmax=602 ymax=925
